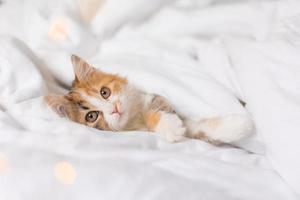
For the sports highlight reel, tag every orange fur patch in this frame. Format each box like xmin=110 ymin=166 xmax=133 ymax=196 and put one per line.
xmin=74 ymin=70 xmax=128 ymax=97
xmin=144 ymin=111 xmax=161 ymax=131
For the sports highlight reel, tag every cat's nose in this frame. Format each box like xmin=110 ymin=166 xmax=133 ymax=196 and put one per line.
xmin=111 ymin=100 xmax=122 ymax=115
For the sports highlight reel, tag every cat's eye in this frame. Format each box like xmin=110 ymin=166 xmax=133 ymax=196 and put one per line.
xmin=85 ymin=111 xmax=99 ymax=123
xmin=100 ymin=86 xmax=111 ymax=99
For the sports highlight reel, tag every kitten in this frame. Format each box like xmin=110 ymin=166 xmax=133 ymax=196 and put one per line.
xmin=44 ymin=55 xmax=254 ymax=143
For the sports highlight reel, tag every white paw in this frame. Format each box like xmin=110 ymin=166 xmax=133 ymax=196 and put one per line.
xmin=155 ymin=113 xmax=186 ymax=143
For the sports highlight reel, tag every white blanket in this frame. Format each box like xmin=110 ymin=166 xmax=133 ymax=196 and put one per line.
xmin=0 ymin=0 xmax=299 ymax=199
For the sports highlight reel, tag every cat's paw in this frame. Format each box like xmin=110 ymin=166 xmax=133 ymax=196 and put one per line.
xmin=155 ymin=113 xmax=186 ymax=143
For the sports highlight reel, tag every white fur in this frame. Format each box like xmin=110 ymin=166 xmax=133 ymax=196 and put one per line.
xmin=188 ymin=114 xmax=254 ymax=143
xmin=155 ymin=112 xmax=186 ymax=143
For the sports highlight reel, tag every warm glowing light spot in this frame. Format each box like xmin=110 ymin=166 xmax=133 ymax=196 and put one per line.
xmin=0 ymin=152 xmax=10 ymax=174
xmin=79 ymin=0 xmax=106 ymax=22
xmin=49 ymin=18 xmax=69 ymax=42
xmin=54 ymin=161 xmax=76 ymax=184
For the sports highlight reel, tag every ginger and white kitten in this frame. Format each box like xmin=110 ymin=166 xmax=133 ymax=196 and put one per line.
xmin=45 ymin=55 xmax=254 ymax=143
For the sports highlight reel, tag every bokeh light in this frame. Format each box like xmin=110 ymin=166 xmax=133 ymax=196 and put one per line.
xmin=54 ymin=161 xmax=76 ymax=184
xmin=79 ymin=0 xmax=106 ymax=22
xmin=0 ymin=152 xmax=10 ymax=174
xmin=49 ymin=18 xmax=69 ymax=42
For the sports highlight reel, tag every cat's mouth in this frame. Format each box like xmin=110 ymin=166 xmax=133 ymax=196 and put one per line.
xmin=110 ymin=110 xmax=123 ymax=123
xmin=110 ymin=109 xmax=122 ymax=116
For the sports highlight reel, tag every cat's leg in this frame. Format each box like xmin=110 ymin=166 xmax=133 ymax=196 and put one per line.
xmin=184 ymin=114 xmax=254 ymax=143
xmin=144 ymin=111 xmax=186 ymax=142
xmin=143 ymin=95 xmax=186 ymax=142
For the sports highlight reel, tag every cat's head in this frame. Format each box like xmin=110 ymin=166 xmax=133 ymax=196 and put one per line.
xmin=45 ymin=55 xmax=139 ymax=131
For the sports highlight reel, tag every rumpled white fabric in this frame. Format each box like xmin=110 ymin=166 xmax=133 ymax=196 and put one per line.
xmin=0 ymin=0 xmax=299 ymax=199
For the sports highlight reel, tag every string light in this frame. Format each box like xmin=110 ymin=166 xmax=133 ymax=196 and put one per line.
xmin=54 ymin=161 xmax=76 ymax=184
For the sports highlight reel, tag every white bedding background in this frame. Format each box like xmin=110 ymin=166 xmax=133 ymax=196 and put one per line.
xmin=0 ymin=0 xmax=300 ymax=199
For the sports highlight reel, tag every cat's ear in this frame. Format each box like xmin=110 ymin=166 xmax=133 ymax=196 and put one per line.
xmin=44 ymin=94 xmax=70 ymax=118
xmin=71 ymin=54 xmax=95 ymax=82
